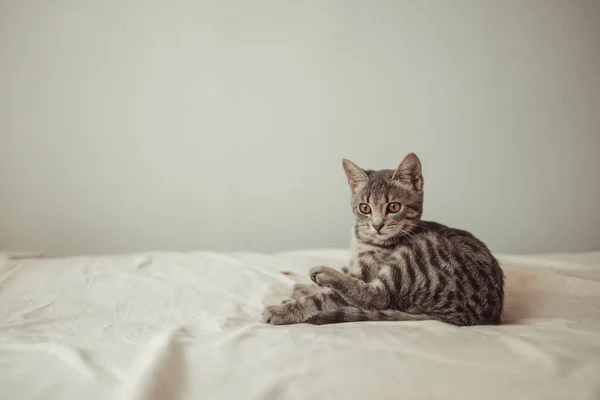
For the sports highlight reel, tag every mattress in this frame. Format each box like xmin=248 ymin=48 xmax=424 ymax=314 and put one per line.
xmin=1 ymin=250 xmax=600 ymax=400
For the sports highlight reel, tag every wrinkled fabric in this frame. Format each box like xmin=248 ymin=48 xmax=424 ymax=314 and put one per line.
xmin=1 ymin=250 xmax=599 ymax=400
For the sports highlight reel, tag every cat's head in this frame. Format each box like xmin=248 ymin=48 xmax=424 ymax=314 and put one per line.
xmin=343 ymin=153 xmax=424 ymax=244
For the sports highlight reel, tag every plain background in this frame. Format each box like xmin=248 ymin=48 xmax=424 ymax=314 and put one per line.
xmin=1 ymin=1 xmax=599 ymax=256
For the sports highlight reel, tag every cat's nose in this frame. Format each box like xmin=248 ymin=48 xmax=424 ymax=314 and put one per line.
xmin=372 ymin=223 xmax=384 ymax=232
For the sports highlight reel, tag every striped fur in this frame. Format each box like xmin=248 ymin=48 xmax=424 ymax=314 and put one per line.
xmin=262 ymin=153 xmax=505 ymax=327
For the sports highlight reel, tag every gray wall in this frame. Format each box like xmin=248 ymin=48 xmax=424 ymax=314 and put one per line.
xmin=1 ymin=1 xmax=599 ymax=256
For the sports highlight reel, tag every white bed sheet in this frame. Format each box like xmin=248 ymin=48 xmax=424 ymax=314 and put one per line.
xmin=1 ymin=250 xmax=600 ymax=400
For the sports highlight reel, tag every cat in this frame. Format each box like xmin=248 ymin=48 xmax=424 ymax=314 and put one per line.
xmin=262 ymin=153 xmax=504 ymax=326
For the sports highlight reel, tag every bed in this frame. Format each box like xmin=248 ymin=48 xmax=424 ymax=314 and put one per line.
xmin=1 ymin=249 xmax=599 ymax=400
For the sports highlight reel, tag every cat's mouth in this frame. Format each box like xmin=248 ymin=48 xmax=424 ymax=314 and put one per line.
xmin=364 ymin=225 xmax=405 ymax=240
xmin=367 ymin=228 xmax=391 ymax=238
xmin=357 ymin=225 xmax=400 ymax=240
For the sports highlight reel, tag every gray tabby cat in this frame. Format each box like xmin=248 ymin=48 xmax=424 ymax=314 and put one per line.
xmin=262 ymin=153 xmax=504 ymax=326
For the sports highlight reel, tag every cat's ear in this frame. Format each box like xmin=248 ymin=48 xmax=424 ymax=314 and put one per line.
xmin=342 ymin=159 xmax=368 ymax=191
xmin=392 ymin=153 xmax=423 ymax=190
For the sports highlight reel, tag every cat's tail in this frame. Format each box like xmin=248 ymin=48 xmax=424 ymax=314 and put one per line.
xmin=304 ymin=307 xmax=433 ymax=325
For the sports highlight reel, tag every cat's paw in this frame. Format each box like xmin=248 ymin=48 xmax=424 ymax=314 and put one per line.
xmin=261 ymin=304 xmax=304 ymax=325
xmin=309 ymin=266 xmax=344 ymax=287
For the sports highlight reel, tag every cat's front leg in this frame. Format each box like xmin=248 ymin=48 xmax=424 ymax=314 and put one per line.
xmin=262 ymin=289 xmax=347 ymax=325
xmin=309 ymin=266 xmax=390 ymax=309
xmin=282 ymin=267 xmax=356 ymax=304
xmin=290 ymin=283 xmax=322 ymax=298
xmin=341 ymin=266 xmax=361 ymax=279
xmin=310 ymin=266 xmax=348 ymax=286
xmin=281 ymin=283 xmax=322 ymax=303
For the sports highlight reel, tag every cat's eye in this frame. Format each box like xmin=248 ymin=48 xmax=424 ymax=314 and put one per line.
xmin=359 ymin=203 xmax=371 ymax=214
xmin=387 ymin=202 xmax=401 ymax=213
